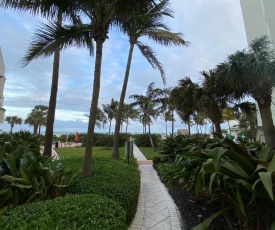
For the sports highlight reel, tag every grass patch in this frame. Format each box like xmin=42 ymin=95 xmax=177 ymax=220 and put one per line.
xmin=138 ymin=147 xmax=160 ymax=160
xmin=55 ymin=146 xmax=124 ymax=159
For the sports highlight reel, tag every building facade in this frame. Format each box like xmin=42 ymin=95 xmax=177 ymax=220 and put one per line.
xmin=0 ymin=47 xmax=5 ymax=125
xmin=240 ymin=0 xmax=275 ymax=142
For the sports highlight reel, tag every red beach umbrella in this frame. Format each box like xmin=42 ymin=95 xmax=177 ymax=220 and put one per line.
xmin=74 ymin=132 xmax=79 ymax=142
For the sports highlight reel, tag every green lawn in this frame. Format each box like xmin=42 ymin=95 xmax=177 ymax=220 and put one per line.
xmin=138 ymin=147 xmax=160 ymax=160
xmin=55 ymin=146 xmax=160 ymax=160
xmin=55 ymin=146 xmax=124 ymax=159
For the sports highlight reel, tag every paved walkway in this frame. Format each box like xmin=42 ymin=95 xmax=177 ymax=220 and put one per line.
xmin=129 ymin=144 xmax=183 ymax=230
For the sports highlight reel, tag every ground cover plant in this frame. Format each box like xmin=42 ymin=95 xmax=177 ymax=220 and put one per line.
xmin=0 ymin=194 xmax=126 ymax=230
xmin=155 ymin=134 xmax=275 ymax=230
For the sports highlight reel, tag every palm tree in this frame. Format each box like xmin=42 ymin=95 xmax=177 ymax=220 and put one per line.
xmin=222 ymin=107 xmax=235 ymax=135
xmin=1 ymin=0 xmax=81 ymax=157
xmin=85 ymin=107 xmax=107 ymax=129
xmin=25 ymin=105 xmax=48 ymax=135
xmin=102 ymin=98 xmax=118 ymax=134
xmin=130 ymin=82 xmax=165 ymax=151
xmin=170 ymin=77 xmax=198 ymax=134
xmin=122 ymin=103 xmax=139 ymax=133
xmin=5 ymin=116 xmax=22 ymax=133
xmin=193 ymin=112 xmax=207 ymax=133
xmin=163 ymin=109 xmax=174 ymax=136
xmin=232 ymin=102 xmax=257 ymax=142
xmin=199 ymin=70 xmax=228 ymax=134
xmin=216 ymin=36 xmax=275 ymax=147
xmin=111 ymin=0 xmax=189 ymax=159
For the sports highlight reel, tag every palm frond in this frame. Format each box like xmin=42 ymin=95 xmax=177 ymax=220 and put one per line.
xmin=22 ymin=22 xmax=94 ymax=66
xmin=137 ymin=42 xmax=165 ymax=84
xmin=146 ymin=29 xmax=189 ymax=47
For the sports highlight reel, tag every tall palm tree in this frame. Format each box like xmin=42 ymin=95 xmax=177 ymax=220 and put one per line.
xmin=1 ymin=0 xmax=81 ymax=157
xmin=5 ymin=116 xmax=22 ymax=133
xmin=130 ymin=82 xmax=165 ymax=151
xmin=199 ymin=70 xmax=228 ymax=134
xmin=102 ymin=98 xmax=118 ymax=134
xmin=222 ymin=107 xmax=235 ymax=135
xmin=111 ymin=0 xmax=189 ymax=159
xmin=163 ymin=109 xmax=174 ymax=135
xmin=122 ymin=103 xmax=139 ymax=133
xmin=170 ymin=77 xmax=198 ymax=134
xmin=162 ymin=88 xmax=176 ymax=136
xmin=193 ymin=112 xmax=206 ymax=133
xmin=232 ymin=102 xmax=257 ymax=142
xmin=85 ymin=107 xmax=107 ymax=129
xmin=25 ymin=104 xmax=48 ymax=135
xmin=216 ymin=36 xmax=275 ymax=147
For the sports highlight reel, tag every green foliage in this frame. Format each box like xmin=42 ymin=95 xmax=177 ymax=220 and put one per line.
xmin=56 ymin=157 xmax=140 ymax=225
xmin=159 ymin=133 xmax=217 ymax=162
xmin=0 ymin=131 xmax=80 ymax=211
xmin=133 ymin=134 xmax=161 ymax=147
xmin=0 ymin=194 xmax=126 ymax=230
xmin=156 ymin=135 xmax=275 ymax=229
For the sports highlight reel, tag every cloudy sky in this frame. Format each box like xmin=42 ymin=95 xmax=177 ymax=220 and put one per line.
xmin=0 ymin=0 xmax=247 ymax=134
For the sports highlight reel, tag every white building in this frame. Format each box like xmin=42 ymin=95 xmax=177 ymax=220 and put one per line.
xmin=240 ymin=0 xmax=275 ymax=142
xmin=0 ymin=47 xmax=5 ymax=126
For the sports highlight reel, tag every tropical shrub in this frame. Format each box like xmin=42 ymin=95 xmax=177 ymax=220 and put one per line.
xmin=0 ymin=131 xmax=80 ymax=211
xmin=156 ymin=135 xmax=275 ymax=230
xmin=0 ymin=194 xmax=127 ymax=230
xmin=159 ymin=133 xmax=219 ymax=162
xmin=57 ymin=157 xmax=140 ymax=225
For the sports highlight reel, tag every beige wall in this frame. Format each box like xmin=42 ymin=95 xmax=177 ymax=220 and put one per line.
xmin=240 ymin=0 xmax=275 ymax=130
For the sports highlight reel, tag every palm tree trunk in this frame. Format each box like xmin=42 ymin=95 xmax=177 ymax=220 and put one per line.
xmin=126 ymin=118 xmax=129 ymax=133
xmin=165 ymin=121 xmax=167 ymax=136
xmin=10 ymin=124 xmax=13 ymax=133
xmin=257 ymin=99 xmax=275 ymax=148
xmin=109 ymin=120 xmax=111 ymax=134
xmin=148 ymin=123 xmax=155 ymax=151
xmin=214 ymin=123 xmax=222 ymax=134
xmin=43 ymin=10 xmax=62 ymax=157
xmin=249 ymin=121 xmax=257 ymax=142
xmin=172 ymin=110 xmax=174 ymax=137
xmin=38 ymin=125 xmax=41 ymax=135
xmin=187 ymin=116 xmax=191 ymax=134
xmin=112 ymin=43 xmax=135 ymax=159
xmin=34 ymin=125 xmax=38 ymax=135
xmin=227 ymin=121 xmax=231 ymax=135
xmin=83 ymin=39 xmax=104 ymax=177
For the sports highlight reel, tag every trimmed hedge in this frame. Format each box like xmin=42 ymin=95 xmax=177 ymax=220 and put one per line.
xmin=133 ymin=134 xmax=162 ymax=148
xmin=0 ymin=194 xmax=126 ymax=230
xmin=56 ymin=157 xmax=140 ymax=225
xmin=56 ymin=133 xmax=162 ymax=148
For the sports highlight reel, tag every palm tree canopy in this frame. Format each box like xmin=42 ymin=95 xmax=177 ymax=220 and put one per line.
xmin=102 ymin=98 xmax=118 ymax=121
xmin=120 ymin=0 xmax=189 ymax=83
xmin=216 ymin=35 xmax=275 ymax=101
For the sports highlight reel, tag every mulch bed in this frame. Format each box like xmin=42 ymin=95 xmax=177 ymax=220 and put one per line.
xmin=168 ymin=185 xmax=240 ymax=230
